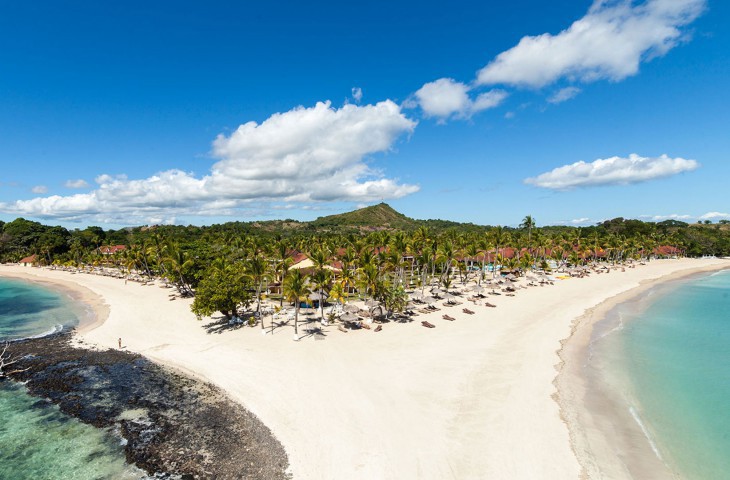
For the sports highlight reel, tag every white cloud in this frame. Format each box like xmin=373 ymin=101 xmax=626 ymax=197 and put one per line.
xmin=1 ymin=100 xmax=419 ymax=224
xmin=351 ymin=87 xmax=363 ymax=103
xmin=31 ymin=185 xmax=48 ymax=194
xmin=472 ymin=89 xmax=509 ymax=112
xmin=548 ymin=86 xmax=582 ymax=104
xmin=640 ymin=213 xmax=692 ymax=221
xmin=699 ymin=212 xmax=730 ymax=220
xmin=524 ymin=153 xmax=699 ymax=190
xmin=414 ymin=78 xmax=507 ymax=119
xmin=554 ymin=217 xmax=594 ymax=226
xmin=477 ymin=0 xmax=706 ymax=88
xmin=414 ymin=78 xmax=470 ymax=118
xmin=64 ymin=179 xmax=90 ymax=189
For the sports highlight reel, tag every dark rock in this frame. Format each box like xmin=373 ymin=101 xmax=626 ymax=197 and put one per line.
xmin=5 ymin=332 xmax=289 ymax=479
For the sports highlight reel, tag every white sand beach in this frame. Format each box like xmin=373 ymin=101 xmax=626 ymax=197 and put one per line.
xmin=2 ymin=258 xmax=728 ymax=479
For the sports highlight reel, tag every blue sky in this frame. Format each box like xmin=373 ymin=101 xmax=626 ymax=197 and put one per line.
xmin=1 ymin=0 xmax=728 ymax=228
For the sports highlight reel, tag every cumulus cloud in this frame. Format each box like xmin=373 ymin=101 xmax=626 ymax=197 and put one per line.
xmin=1 ymin=100 xmax=419 ymax=224
xmin=548 ymin=86 xmax=582 ymax=104
xmin=477 ymin=0 xmax=706 ymax=88
xmin=31 ymin=185 xmax=48 ymax=194
xmin=524 ymin=153 xmax=699 ymax=190
xmin=414 ymin=78 xmax=507 ymax=119
xmin=64 ymin=179 xmax=90 ymax=189
xmin=700 ymin=212 xmax=730 ymax=220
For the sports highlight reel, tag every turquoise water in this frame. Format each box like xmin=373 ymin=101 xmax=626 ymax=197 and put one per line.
xmin=0 ymin=278 xmax=143 ymax=479
xmin=0 ymin=277 xmax=82 ymax=339
xmin=602 ymin=269 xmax=730 ymax=479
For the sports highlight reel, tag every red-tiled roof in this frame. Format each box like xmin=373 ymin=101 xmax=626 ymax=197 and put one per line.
xmin=288 ymin=251 xmax=309 ymax=265
xmin=19 ymin=254 xmax=37 ymax=264
xmin=99 ymin=245 xmax=126 ymax=254
xmin=654 ymin=245 xmax=681 ymax=256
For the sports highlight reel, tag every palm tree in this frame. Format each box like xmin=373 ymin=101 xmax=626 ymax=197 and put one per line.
xmin=273 ymin=240 xmax=293 ymax=307
xmin=164 ymin=242 xmax=195 ymax=296
xmin=490 ymin=226 xmax=509 ymax=278
xmin=247 ymin=254 xmax=269 ymax=329
xmin=310 ymin=268 xmax=332 ymax=321
xmin=520 ymin=215 xmax=536 ymax=249
xmin=283 ymin=269 xmax=309 ymax=338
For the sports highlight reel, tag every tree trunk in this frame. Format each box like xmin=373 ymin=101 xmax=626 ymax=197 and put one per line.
xmin=294 ymin=306 xmax=299 ymax=336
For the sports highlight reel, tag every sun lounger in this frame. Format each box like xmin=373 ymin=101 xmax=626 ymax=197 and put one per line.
xmin=484 ymin=302 xmax=497 ymax=308
xmin=421 ymin=320 xmax=436 ymax=328
xmin=374 ymin=325 xmax=382 ymax=332
xmin=462 ymin=309 xmax=475 ymax=315
xmin=338 ymin=325 xmax=348 ymax=333
xmin=442 ymin=314 xmax=456 ymax=321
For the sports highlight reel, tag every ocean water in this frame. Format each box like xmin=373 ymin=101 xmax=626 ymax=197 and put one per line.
xmin=594 ymin=269 xmax=730 ymax=479
xmin=0 ymin=277 xmax=143 ymax=479
xmin=0 ymin=277 xmax=82 ymax=339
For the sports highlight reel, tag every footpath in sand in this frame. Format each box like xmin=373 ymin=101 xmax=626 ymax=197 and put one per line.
xmin=2 ymin=258 xmax=727 ymax=479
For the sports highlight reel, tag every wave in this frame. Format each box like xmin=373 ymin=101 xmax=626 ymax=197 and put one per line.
xmin=587 ymin=311 xmax=625 ymax=361
xmin=629 ymin=405 xmax=664 ymax=462
xmin=22 ymin=323 xmax=65 ymax=340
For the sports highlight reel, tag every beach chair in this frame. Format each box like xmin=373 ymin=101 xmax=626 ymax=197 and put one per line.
xmin=421 ymin=320 xmax=436 ymax=328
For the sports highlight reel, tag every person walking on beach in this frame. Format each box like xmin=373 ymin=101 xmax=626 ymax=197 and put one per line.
xmin=118 ymin=337 xmax=122 ymax=349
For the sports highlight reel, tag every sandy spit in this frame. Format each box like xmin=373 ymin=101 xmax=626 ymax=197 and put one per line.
xmin=2 ymin=257 xmax=727 ymax=479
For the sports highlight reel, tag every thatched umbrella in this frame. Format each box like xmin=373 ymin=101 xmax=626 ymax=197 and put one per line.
xmin=340 ymin=312 xmax=359 ymax=323
xmin=309 ymin=292 xmax=325 ymax=302
xmin=343 ymin=303 xmax=360 ymax=313
xmin=443 ymin=292 xmax=456 ymax=304
xmin=365 ymin=298 xmax=380 ymax=308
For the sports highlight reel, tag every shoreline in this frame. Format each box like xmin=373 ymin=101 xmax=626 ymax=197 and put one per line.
xmin=2 ymin=259 xmax=729 ymax=479
xmin=556 ymin=262 xmax=730 ymax=479
xmin=0 ymin=269 xmax=110 ymax=335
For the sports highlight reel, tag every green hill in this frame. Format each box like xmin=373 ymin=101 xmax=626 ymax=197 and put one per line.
xmin=310 ymin=203 xmax=418 ymax=230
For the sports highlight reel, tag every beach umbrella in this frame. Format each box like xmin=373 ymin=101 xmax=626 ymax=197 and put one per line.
xmin=410 ymin=291 xmax=424 ymax=300
xmin=423 ymin=296 xmax=436 ymax=305
xmin=472 ymin=285 xmax=485 ymax=294
xmin=343 ymin=303 xmax=360 ymax=313
xmin=365 ymin=298 xmax=379 ymax=308
xmin=443 ymin=293 xmax=456 ymax=303
xmin=309 ymin=292 xmax=325 ymax=301
xmin=340 ymin=312 xmax=359 ymax=322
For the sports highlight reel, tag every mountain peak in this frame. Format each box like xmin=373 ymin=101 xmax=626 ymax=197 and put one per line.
xmin=311 ymin=203 xmax=416 ymax=229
